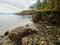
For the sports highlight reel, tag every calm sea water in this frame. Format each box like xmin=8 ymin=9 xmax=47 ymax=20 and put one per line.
xmin=0 ymin=14 xmax=32 ymax=34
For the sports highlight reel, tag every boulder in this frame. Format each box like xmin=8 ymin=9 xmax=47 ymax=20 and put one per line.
xmin=8 ymin=27 xmax=37 ymax=41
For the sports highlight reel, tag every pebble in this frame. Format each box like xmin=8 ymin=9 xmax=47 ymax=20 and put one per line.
xmin=4 ymin=31 xmax=9 ymax=36
xmin=40 ymin=40 xmax=47 ymax=45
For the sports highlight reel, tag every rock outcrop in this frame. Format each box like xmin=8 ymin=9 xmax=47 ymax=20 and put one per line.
xmin=32 ymin=0 xmax=60 ymax=26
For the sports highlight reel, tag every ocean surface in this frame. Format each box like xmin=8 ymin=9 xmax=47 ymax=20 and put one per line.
xmin=0 ymin=14 xmax=32 ymax=34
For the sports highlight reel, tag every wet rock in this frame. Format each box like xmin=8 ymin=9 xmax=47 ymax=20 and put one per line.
xmin=25 ymin=24 xmax=29 ymax=27
xmin=0 ymin=42 xmax=3 ymax=45
xmin=5 ymin=37 xmax=9 ymax=40
xmin=1 ymin=35 xmax=5 ymax=38
xmin=4 ymin=31 xmax=9 ymax=36
xmin=9 ymin=27 xmax=37 ymax=41
xmin=30 ymin=20 xmax=33 ymax=21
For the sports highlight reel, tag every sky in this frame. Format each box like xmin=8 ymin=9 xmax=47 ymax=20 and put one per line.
xmin=0 ymin=0 xmax=37 ymax=13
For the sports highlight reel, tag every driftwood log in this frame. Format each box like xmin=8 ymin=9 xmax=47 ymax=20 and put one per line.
xmin=9 ymin=27 xmax=37 ymax=41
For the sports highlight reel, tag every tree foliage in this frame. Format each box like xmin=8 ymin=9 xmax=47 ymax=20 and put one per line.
xmin=29 ymin=0 xmax=48 ymax=10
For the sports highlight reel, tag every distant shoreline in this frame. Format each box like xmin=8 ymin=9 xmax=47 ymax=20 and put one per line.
xmin=15 ymin=10 xmax=35 ymax=15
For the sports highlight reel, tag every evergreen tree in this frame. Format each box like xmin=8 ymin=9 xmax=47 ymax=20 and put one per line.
xmin=29 ymin=0 xmax=42 ymax=10
xmin=29 ymin=0 xmax=48 ymax=10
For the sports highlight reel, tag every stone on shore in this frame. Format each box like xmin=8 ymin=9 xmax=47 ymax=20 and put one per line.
xmin=8 ymin=26 xmax=37 ymax=41
xmin=4 ymin=31 xmax=9 ymax=36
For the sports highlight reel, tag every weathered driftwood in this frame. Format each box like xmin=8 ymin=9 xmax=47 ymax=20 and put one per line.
xmin=9 ymin=27 xmax=37 ymax=41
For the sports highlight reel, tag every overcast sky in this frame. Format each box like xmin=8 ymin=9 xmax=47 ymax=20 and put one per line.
xmin=0 ymin=0 xmax=37 ymax=13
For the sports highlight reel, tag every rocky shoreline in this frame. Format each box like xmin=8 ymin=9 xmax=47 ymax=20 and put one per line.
xmin=0 ymin=23 xmax=60 ymax=45
xmin=0 ymin=24 xmax=37 ymax=45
